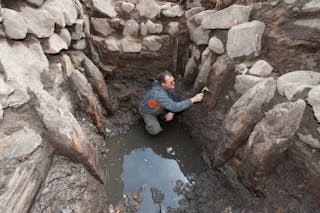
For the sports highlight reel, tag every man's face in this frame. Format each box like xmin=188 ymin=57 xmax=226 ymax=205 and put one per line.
xmin=162 ymin=74 xmax=175 ymax=90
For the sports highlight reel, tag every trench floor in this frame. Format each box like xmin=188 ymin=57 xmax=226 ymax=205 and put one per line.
xmin=105 ymin=120 xmax=205 ymax=212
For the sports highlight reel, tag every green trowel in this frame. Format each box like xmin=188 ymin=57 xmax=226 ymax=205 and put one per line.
xmin=201 ymin=86 xmax=210 ymax=94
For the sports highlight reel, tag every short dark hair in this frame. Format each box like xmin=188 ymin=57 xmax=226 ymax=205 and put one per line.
xmin=157 ymin=71 xmax=172 ymax=83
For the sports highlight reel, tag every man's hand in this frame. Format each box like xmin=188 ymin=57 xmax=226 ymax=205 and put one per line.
xmin=165 ymin=112 xmax=174 ymax=121
xmin=191 ymin=93 xmax=204 ymax=103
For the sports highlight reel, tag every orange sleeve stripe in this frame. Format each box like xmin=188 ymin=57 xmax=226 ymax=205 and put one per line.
xmin=147 ymin=99 xmax=161 ymax=109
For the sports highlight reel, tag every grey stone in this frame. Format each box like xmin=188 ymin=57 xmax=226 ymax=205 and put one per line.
xmin=293 ymin=19 xmax=320 ymax=31
xmin=140 ymin=22 xmax=148 ymax=36
xmin=193 ymin=10 xmax=216 ymax=25
xmin=123 ymin=19 xmax=139 ymax=36
xmin=121 ymin=37 xmax=142 ymax=52
xmin=202 ymin=5 xmax=252 ymax=30
xmin=42 ymin=33 xmax=68 ymax=54
xmin=0 ymin=5 xmax=3 ymax=23
xmin=193 ymin=52 xmax=214 ymax=89
xmin=91 ymin=18 xmax=114 ymax=36
xmin=2 ymin=9 xmax=28 ymax=40
xmin=59 ymin=0 xmax=78 ymax=26
xmin=206 ymin=55 xmax=233 ymax=109
xmin=242 ymin=100 xmax=306 ymax=188
xmin=277 ymin=71 xmax=320 ymax=100
xmin=198 ymin=47 xmax=211 ymax=71
xmin=42 ymin=0 xmax=66 ymax=27
xmin=234 ymin=74 xmax=265 ymax=94
xmin=234 ymin=63 xmax=249 ymax=74
xmin=307 ymin=85 xmax=320 ymax=122
xmin=72 ymin=39 xmax=86 ymax=50
xmin=19 ymin=3 xmax=55 ymax=38
xmin=105 ymin=36 xmax=121 ymax=51
xmin=122 ymin=2 xmax=135 ymax=13
xmin=71 ymin=19 xmax=85 ymax=40
xmin=33 ymin=89 xmax=106 ymax=182
xmin=92 ymin=0 xmax=117 ymax=18
xmin=0 ymin=104 xmax=2 ymax=119
xmin=248 ymin=60 xmax=273 ymax=77
xmin=208 ymin=36 xmax=224 ymax=54
xmin=81 ymin=54 xmax=112 ymax=111
xmin=0 ymin=140 xmax=53 ymax=213
xmin=0 ymin=80 xmax=10 ymax=107
xmin=302 ymin=0 xmax=320 ymax=12
xmin=42 ymin=61 xmax=64 ymax=89
xmin=0 ymin=38 xmax=48 ymax=108
xmin=167 ymin=22 xmax=179 ymax=35
xmin=298 ymin=133 xmax=320 ymax=150
xmin=146 ymin=20 xmax=163 ymax=34
xmin=58 ymin=28 xmax=71 ymax=47
xmin=26 ymin=0 xmax=44 ymax=7
xmin=185 ymin=7 xmax=205 ymax=20
xmin=184 ymin=45 xmax=201 ymax=81
xmin=143 ymin=36 xmax=162 ymax=51
xmin=136 ymin=0 xmax=161 ymax=19
xmin=0 ymin=127 xmax=42 ymax=160
xmin=226 ymin=20 xmax=266 ymax=59
xmin=284 ymin=0 xmax=298 ymax=4
xmin=214 ymin=78 xmax=277 ymax=167
xmin=190 ymin=26 xmax=210 ymax=45
xmin=61 ymin=54 xmax=74 ymax=77
xmin=162 ymin=5 xmax=184 ymax=17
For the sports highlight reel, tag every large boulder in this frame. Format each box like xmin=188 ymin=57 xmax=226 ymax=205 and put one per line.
xmin=241 ymin=100 xmax=306 ymax=188
xmin=136 ymin=0 xmax=161 ymax=19
xmin=18 ymin=3 xmax=56 ymax=38
xmin=193 ymin=51 xmax=215 ymax=89
xmin=208 ymin=36 xmax=224 ymax=54
xmin=143 ymin=35 xmax=163 ymax=51
xmin=121 ymin=37 xmax=142 ymax=52
xmin=92 ymin=0 xmax=117 ymax=18
xmin=42 ymin=33 xmax=68 ymax=54
xmin=0 ymin=127 xmax=42 ymax=161
xmin=123 ymin=19 xmax=139 ymax=36
xmin=277 ymin=71 xmax=320 ymax=100
xmin=307 ymin=85 xmax=320 ymax=122
xmin=248 ymin=60 xmax=273 ymax=77
xmin=302 ymin=0 xmax=320 ymax=12
xmin=33 ymin=90 xmax=106 ymax=182
xmin=193 ymin=10 xmax=216 ymax=25
xmin=0 ymin=132 xmax=53 ymax=213
xmin=2 ymin=8 xmax=28 ymax=40
xmin=201 ymin=5 xmax=252 ymax=29
xmin=226 ymin=20 xmax=266 ymax=59
xmin=184 ymin=45 xmax=201 ymax=81
xmin=26 ymin=0 xmax=44 ymax=7
xmin=162 ymin=5 xmax=184 ymax=17
xmin=206 ymin=55 xmax=234 ymax=109
xmin=91 ymin=18 xmax=114 ymax=36
xmin=190 ymin=26 xmax=210 ymax=45
xmin=234 ymin=74 xmax=265 ymax=94
xmin=213 ymin=78 xmax=277 ymax=167
xmin=0 ymin=37 xmax=48 ymax=108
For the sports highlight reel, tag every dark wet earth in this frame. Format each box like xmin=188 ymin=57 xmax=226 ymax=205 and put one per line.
xmin=105 ymin=120 xmax=205 ymax=212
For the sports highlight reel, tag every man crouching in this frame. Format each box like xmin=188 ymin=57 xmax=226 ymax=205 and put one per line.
xmin=139 ymin=71 xmax=204 ymax=135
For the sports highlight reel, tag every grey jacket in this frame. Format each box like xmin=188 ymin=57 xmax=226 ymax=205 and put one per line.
xmin=139 ymin=80 xmax=192 ymax=116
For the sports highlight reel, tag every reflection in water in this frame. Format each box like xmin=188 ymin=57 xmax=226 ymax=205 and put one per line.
xmin=105 ymin=120 xmax=204 ymax=211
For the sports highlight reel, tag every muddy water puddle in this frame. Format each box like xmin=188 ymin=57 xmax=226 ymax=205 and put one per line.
xmin=105 ymin=120 xmax=205 ymax=212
